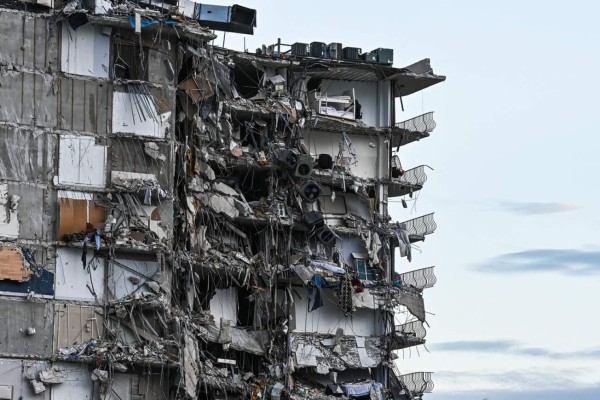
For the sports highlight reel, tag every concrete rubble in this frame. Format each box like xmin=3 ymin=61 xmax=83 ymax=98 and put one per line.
xmin=0 ymin=0 xmax=444 ymax=399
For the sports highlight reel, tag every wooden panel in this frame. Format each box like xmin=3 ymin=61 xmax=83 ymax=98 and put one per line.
xmin=0 ymin=246 xmax=31 ymax=282
xmin=53 ymin=304 xmax=104 ymax=351
xmin=58 ymin=198 xmax=106 ymax=240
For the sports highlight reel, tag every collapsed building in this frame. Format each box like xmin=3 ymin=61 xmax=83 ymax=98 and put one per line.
xmin=0 ymin=0 xmax=444 ymax=399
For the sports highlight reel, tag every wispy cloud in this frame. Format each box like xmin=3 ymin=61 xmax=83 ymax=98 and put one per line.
xmin=475 ymin=248 xmax=600 ymax=274
xmin=496 ymin=201 xmax=579 ymax=215
xmin=431 ymin=367 xmax=600 ymax=399
xmin=429 ymin=386 xmax=600 ymax=400
xmin=431 ymin=340 xmax=600 ymax=360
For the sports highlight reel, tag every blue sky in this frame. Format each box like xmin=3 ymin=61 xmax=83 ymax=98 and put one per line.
xmin=205 ymin=1 xmax=600 ymax=398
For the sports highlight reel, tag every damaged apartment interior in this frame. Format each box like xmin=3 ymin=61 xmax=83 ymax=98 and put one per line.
xmin=0 ymin=0 xmax=444 ymax=399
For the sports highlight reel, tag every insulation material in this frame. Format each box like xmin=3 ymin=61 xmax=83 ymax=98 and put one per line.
xmin=60 ymin=23 xmax=110 ymax=78
xmin=107 ymin=258 xmax=160 ymax=300
xmin=57 ymin=191 xmax=105 ymax=240
xmin=210 ymin=287 xmax=238 ymax=326
xmin=53 ymin=304 xmax=104 ymax=352
xmin=55 ymin=248 xmax=105 ymax=301
xmin=0 ymin=246 xmax=31 ymax=282
xmin=58 ymin=136 xmax=107 ymax=188
xmin=112 ymin=91 xmax=171 ymax=138
xmin=0 ymin=183 xmax=19 ymax=237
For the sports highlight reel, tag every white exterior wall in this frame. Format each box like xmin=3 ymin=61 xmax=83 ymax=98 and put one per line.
xmin=210 ymin=287 xmax=238 ymax=326
xmin=321 ymin=79 xmax=392 ymax=128
xmin=60 ymin=23 xmax=110 ymax=79
xmin=56 ymin=248 xmax=105 ymax=301
xmin=292 ymin=288 xmax=381 ymax=336
xmin=58 ymin=136 xmax=107 ymax=188
xmin=321 ymin=80 xmax=378 ymax=127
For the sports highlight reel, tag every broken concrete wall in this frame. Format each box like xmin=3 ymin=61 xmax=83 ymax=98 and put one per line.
xmin=0 ymin=11 xmax=57 ymax=71
xmin=0 ymin=71 xmax=57 ymax=127
xmin=0 ymin=244 xmax=54 ymax=297
xmin=57 ymin=76 xmax=112 ymax=133
xmin=0 ymin=358 xmax=51 ymax=400
xmin=109 ymin=138 xmax=173 ymax=190
xmin=0 ymin=298 xmax=53 ymax=356
xmin=0 ymin=183 xmax=50 ymax=242
xmin=0 ymin=126 xmax=54 ymax=183
xmin=0 ymin=3 xmax=442 ymax=398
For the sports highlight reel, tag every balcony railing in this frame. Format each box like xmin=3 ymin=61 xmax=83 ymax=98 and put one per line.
xmin=396 ymin=112 xmax=436 ymax=133
xmin=389 ymin=165 xmax=429 ymax=198
xmin=395 ymin=320 xmax=427 ymax=340
xmin=397 ymin=372 xmax=434 ymax=396
xmin=398 ymin=267 xmax=437 ymax=290
xmin=400 ymin=165 xmax=428 ymax=187
xmin=392 ymin=112 xmax=436 ymax=147
xmin=399 ymin=213 xmax=437 ymax=241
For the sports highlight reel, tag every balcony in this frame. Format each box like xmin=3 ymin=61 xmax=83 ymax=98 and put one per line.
xmin=397 ymin=372 xmax=434 ymax=398
xmin=391 ymin=112 xmax=436 ymax=148
xmin=398 ymin=266 xmax=437 ymax=290
xmin=389 ymin=165 xmax=429 ymax=197
xmin=391 ymin=320 xmax=427 ymax=350
xmin=399 ymin=213 xmax=437 ymax=243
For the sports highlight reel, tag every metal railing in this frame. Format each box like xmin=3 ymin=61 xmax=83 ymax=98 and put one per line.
xmin=399 ymin=213 xmax=437 ymax=238
xmin=399 ymin=165 xmax=428 ymax=187
xmin=397 ymin=372 xmax=434 ymax=395
xmin=395 ymin=320 xmax=427 ymax=340
xmin=398 ymin=267 xmax=437 ymax=290
xmin=395 ymin=112 xmax=436 ymax=133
